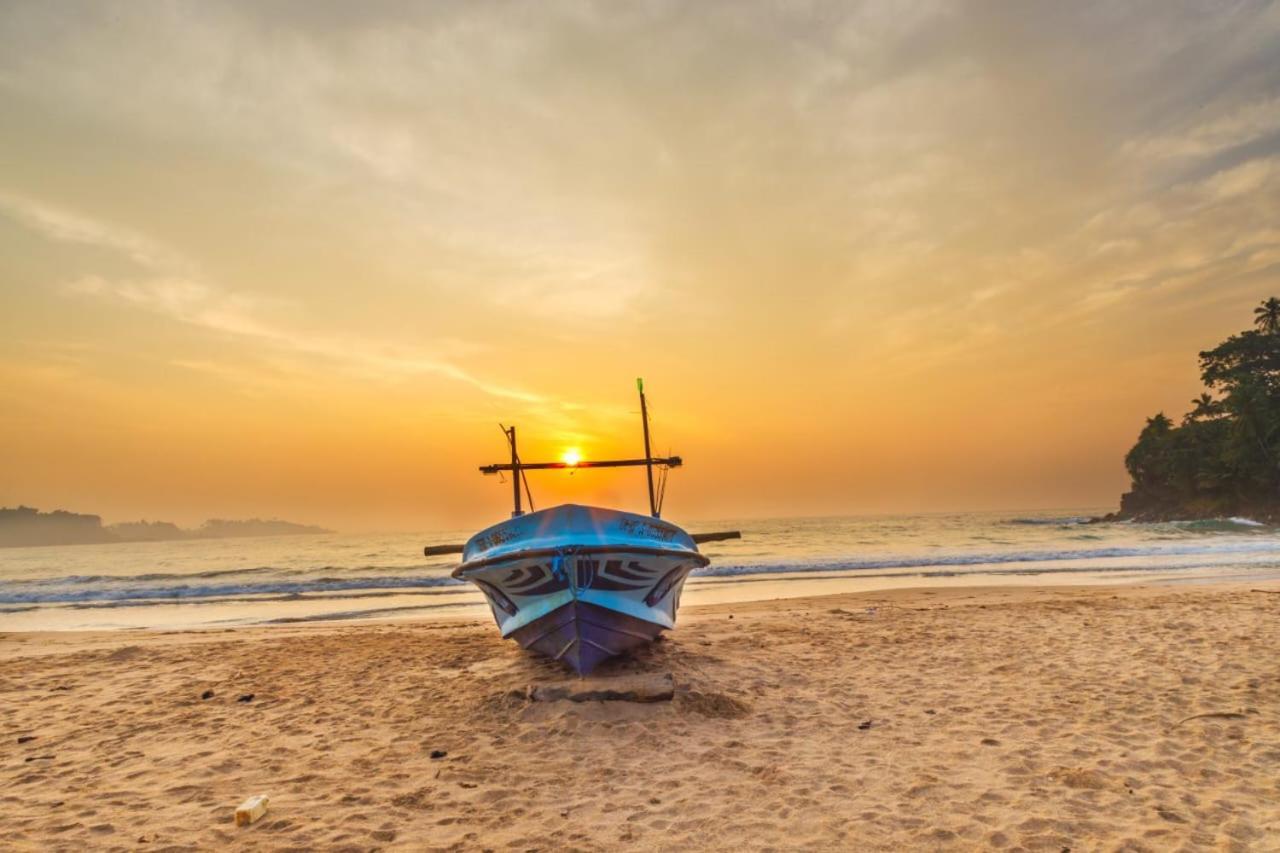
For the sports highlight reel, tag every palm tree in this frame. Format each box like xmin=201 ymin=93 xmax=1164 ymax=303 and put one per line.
xmin=1254 ymin=297 xmax=1280 ymax=333
xmin=1185 ymin=393 xmax=1219 ymax=423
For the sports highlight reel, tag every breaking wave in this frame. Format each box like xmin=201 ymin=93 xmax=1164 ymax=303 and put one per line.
xmin=0 ymin=573 xmax=462 ymax=605
xmin=5 ymin=516 xmax=1280 ymax=627
xmin=1005 ymin=516 xmax=1093 ymax=526
xmin=694 ymin=540 xmax=1280 ymax=579
xmin=7 ymin=539 xmax=1280 ymax=608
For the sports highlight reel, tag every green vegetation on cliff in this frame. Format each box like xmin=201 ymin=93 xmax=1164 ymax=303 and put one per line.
xmin=1118 ymin=298 xmax=1280 ymax=521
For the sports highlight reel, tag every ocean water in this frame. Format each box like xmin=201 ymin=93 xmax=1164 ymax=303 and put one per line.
xmin=3 ymin=509 xmax=1280 ymax=631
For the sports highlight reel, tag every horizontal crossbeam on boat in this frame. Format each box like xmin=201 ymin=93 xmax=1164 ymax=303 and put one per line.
xmin=479 ymin=456 xmax=682 ymax=475
xmin=423 ymin=528 xmax=739 ymax=557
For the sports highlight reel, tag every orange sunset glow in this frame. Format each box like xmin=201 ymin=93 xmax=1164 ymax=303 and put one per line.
xmin=2 ymin=3 xmax=1278 ymax=532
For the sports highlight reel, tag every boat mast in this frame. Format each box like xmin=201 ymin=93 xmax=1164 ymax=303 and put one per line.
xmin=638 ymin=377 xmax=658 ymax=517
xmin=506 ymin=425 xmax=523 ymax=517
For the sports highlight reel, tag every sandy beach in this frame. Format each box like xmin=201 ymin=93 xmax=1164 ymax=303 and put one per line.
xmin=4 ymin=582 xmax=1279 ymax=851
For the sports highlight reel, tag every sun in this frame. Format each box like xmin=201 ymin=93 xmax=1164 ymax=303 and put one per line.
xmin=561 ymin=447 xmax=582 ymax=466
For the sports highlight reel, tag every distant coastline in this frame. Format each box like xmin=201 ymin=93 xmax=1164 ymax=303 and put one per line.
xmin=0 ymin=506 xmax=331 ymax=549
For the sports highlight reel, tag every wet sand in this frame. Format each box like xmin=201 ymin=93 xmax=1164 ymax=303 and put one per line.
xmin=3 ymin=582 xmax=1279 ymax=850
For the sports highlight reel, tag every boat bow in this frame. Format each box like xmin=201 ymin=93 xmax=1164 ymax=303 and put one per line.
xmin=453 ymin=504 xmax=708 ymax=673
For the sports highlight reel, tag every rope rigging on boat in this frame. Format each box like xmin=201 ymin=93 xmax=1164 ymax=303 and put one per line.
xmin=655 ymin=458 xmax=670 ymax=517
xmin=640 ymin=384 xmax=676 ymax=518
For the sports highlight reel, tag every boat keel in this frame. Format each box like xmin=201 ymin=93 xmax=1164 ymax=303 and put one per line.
xmin=507 ymin=599 xmax=665 ymax=675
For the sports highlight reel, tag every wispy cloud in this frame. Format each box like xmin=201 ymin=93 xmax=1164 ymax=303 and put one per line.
xmin=69 ymin=272 xmax=545 ymax=403
xmin=0 ymin=194 xmax=543 ymax=403
xmin=0 ymin=192 xmax=190 ymax=271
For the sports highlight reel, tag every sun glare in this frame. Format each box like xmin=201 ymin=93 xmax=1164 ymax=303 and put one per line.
xmin=561 ymin=447 xmax=582 ymax=466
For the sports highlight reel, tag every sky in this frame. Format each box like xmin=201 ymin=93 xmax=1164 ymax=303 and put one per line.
xmin=2 ymin=1 xmax=1280 ymax=531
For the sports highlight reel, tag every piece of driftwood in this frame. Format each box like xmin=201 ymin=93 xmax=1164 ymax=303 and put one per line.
xmin=529 ymin=672 xmax=674 ymax=703
xmin=1250 ymin=589 xmax=1280 ymax=594
xmin=1169 ymin=711 xmax=1247 ymax=730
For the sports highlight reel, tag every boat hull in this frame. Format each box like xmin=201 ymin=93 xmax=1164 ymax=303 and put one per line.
xmin=453 ymin=505 xmax=708 ymax=674
xmin=508 ymin=599 xmax=667 ymax=675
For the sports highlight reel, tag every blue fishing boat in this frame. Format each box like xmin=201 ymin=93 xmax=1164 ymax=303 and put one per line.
xmin=426 ymin=380 xmax=738 ymax=674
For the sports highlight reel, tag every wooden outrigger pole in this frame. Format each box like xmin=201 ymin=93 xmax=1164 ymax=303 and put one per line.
xmin=425 ymin=525 xmax=740 ymax=555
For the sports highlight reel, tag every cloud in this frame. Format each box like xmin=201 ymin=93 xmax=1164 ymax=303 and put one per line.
xmin=4 ymin=2 xmax=1274 ymax=327
xmin=0 ymin=192 xmax=543 ymax=403
xmin=0 ymin=1 xmax=660 ymax=322
xmin=4 ymin=2 xmax=1280 ymax=463
xmin=67 ymin=272 xmax=545 ymax=403
xmin=0 ymin=193 xmax=190 ymax=272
